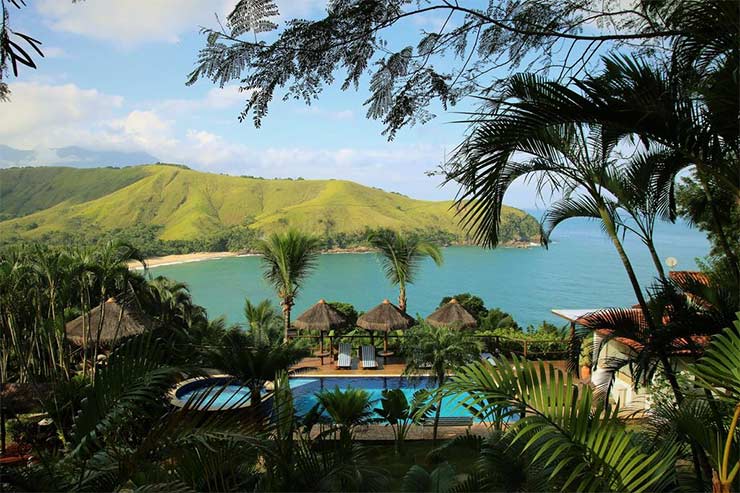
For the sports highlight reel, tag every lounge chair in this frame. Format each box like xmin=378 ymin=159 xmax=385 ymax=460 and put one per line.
xmin=360 ymin=345 xmax=378 ymax=369
xmin=336 ymin=342 xmax=352 ymax=369
xmin=480 ymin=352 xmax=496 ymax=365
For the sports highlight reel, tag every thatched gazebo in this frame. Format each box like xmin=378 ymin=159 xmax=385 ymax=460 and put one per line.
xmin=65 ymin=298 xmax=149 ymax=348
xmin=357 ymin=299 xmax=414 ymax=356
xmin=294 ymin=299 xmax=348 ymax=363
xmin=426 ymin=298 xmax=477 ymax=330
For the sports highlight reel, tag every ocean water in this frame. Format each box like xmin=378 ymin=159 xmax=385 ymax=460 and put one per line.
xmin=148 ymin=217 xmax=710 ymax=328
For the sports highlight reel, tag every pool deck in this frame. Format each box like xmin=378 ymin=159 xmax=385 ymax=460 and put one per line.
xmin=292 ymin=355 xmax=571 ymax=377
xmin=292 ymin=355 xmax=416 ymax=377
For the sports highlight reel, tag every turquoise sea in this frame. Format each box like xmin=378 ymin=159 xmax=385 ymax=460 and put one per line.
xmin=148 ymin=216 xmax=710 ymax=328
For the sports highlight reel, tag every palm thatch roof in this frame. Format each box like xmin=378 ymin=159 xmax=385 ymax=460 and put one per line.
xmin=357 ymin=299 xmax=414 ymax=332
xmin=426 ymin=298 xmax=477 ymax=329
xmin=293 ymin=299 xmax=348 ymax=331
xmin=65 ymin=298 xmax=149 ymax=347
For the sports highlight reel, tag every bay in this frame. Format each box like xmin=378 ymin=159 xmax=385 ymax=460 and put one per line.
xmin=148 ymin=217 xmax=710 ymax=329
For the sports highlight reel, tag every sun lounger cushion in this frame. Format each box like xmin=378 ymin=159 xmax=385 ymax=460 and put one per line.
xmin=337 ymin=342 xmax=352 ymax=368
xmin=361 ymin=345 xmax=378 ymax=369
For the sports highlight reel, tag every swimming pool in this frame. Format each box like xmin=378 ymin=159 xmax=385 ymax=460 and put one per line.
xmin=289 ymin=376 xmax=489 ymax=422
xmin=173 ymin=376 xmax=255 ymax=411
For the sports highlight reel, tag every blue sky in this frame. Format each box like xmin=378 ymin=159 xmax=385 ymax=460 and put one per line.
xmin=2 ymin=1 xmax=553 ymax=207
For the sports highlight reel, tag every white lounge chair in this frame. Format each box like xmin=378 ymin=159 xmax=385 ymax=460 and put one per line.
xmin=336 ymin=342 xmax=352 ymax=369
xmin=360 ymin=345 xmax=378 ymax=369
xmin=480 ymin=352 xmax=496 ymax=366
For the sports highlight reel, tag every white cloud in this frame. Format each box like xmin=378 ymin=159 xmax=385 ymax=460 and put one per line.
xmin=0 ymin=81 xmax=458 ymax=200
xmin=0 ymin=82 xmax=123 ymax=148
xmin=156 ymin=85 xmax=249 ymax=114
xmin=37 ymin=0 xmax=237 ymax=47
xmin=36 ymin=0 xmax=331 ymax=47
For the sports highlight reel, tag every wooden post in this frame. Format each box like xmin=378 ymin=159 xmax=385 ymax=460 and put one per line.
xmin=319 ymin=331 xmax=324 ymax=366
xmin=523 ymin=340 xmax=528 ymax=359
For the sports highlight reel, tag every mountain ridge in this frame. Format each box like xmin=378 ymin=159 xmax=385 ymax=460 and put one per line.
xmin=0 ymin=164 xmax=540 ymax=253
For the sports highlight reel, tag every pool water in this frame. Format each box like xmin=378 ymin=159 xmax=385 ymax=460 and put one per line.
xmin=289 ymin=377 xmax=488 ymax=422
xmin=177 ymin=382 xmax=252 ymax=410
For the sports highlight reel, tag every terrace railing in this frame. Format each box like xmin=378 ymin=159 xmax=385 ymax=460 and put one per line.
xmin=288 ymin=332 xmax=570 ymax=361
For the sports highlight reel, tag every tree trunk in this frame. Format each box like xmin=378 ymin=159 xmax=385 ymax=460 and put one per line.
xmin=250 ymin=382 xmax=262 ymax=408
xmin=660 ymin=354 xmax=714 ymax=484
xmin=398 ymin=283 xmax=407 ymax=313
xmin=712 ymin=472 xmax=731 ymax=493
xmin=432 ymin=395 xmax=442 ymax=446
xmin=599 ymin=206 xmax=653 ymax=328
xmin=432 ymin=373 xmax=445 ymax=445
xmin=645 ymin=238 xmax=667 ymax=281
xmin=282 ymin=302 xmax=292 ymax=343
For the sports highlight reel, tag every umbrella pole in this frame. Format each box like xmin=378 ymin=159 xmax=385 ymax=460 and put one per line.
xmin=319 ymin=331 xmax=325 ymax=366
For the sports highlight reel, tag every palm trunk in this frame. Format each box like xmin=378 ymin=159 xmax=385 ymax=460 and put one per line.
xmin=598 ymin=206 xmax=653 ymax=326
xmin=645 ymin=237 xmax=667 ymax=282
xmin=398 ymin=283 xmax=407 ymax=313
xmin=432 ymin=373 xmax=445 ymax=445
xmin=660 ymin=353 xmax=713 ymax=484
xmin=250 ymin=382 xmax=262 ymax=408
xmin=282 ymin=302 xmax=292 ymax=343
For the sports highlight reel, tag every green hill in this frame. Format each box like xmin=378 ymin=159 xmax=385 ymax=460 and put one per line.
xmin=0 ymin=164 xmax=540 ymax=254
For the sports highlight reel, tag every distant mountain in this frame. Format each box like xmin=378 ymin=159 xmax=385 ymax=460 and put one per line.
xmin=0 ymin=144 xmax=158 ymax=169
xmin=0 ymin=164 xmax=541 ymax=251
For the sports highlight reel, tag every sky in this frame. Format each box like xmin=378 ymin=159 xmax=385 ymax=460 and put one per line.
xmin=2 ymin=1 xmax=554 ymax=207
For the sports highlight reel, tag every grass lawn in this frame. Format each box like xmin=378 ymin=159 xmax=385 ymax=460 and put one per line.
xmin=363 ymin=440 xmax=479 ymax=491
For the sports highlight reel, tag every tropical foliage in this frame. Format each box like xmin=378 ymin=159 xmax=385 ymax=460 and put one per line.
xmin=401 ymin=324 xmax=479 ymax=443
xmin=256 ymin=230 xmax=321 ymax=341
xmin=374 ymin=388 xmax=433 ymax=455
xmin=368 ymin=229 xmax=443 ymax=312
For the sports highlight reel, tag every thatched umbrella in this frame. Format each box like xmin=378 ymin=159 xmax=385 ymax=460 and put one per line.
xmin=65 ymin=298 xmax=149 ymax=348
xmin=294 ymin=299 xmax=348 ymax=361
xmin=357 ymin=299 xmax=414 ymax=352
xmin=426 ymin=298 xmax=477 ymax=330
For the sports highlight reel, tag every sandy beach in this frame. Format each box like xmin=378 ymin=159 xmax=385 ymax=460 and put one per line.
xmin=128 ymin=251 xmax=243 ymax=269
xmin=129 ymin=241 xmax=542 ymax=270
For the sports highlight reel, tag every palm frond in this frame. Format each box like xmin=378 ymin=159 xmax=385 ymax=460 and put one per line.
xmin=444 ymin=356 xmax=678 ymax=492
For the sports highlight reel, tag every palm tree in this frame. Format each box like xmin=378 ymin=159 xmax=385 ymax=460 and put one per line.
xmin=401 ymin=324 xmax=479 ymax=443
xmin=374 ymin=388 xmax=431 ymax=455
xmin=256 ymin=230 xmax=321 ymax=342
xmin=316 ymin=387 xmax=374 ymax=449
xmin=449 ymin=54 xmax=738 ymax=282
xmin=213 ymin=329 xmax=309 ymax=407
xmin=244 ymin=298 xmax=281 ymax=346
xmin=445 ymin=355 xmax=679 ymax=491
xmin=451 ymin=110 xmax=658 ymax=323
xmin=367 ymin=230 xmax=443 ymax=313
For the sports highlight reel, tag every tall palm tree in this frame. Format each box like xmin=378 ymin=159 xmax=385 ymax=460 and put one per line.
xmin=402 ymin=324 xmax=479 ymax=443
xmin=256 ymin=230 xmax=321 ymax=343
xmin=450 ymin=54 xmax=738 ymax=282
xmin=367 ymin=230 xmax=443 ymax=313
xmin=451 ymin=112 xmax=656 ymax=323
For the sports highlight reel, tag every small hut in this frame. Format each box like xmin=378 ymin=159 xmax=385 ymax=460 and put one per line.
xmin=65 ymin=298 xmax=149 ymax=348
xmin=426 ymin=299 xmax=477 ymax=330
xmin=357 ymin=299 xmax=414 ymax=356
xmin=294 ymin=299 xmax=348 ymax=363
